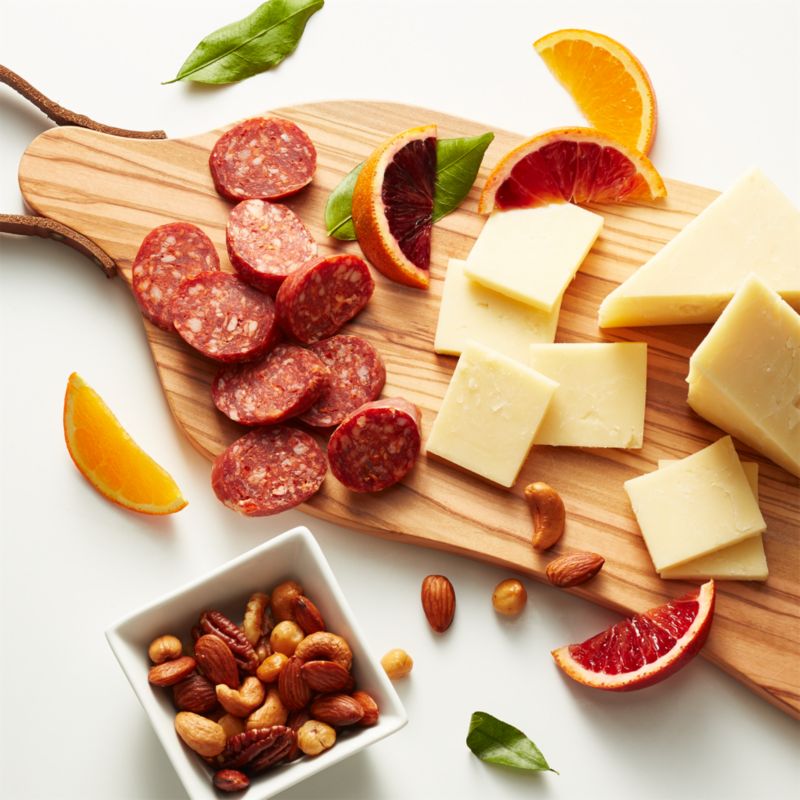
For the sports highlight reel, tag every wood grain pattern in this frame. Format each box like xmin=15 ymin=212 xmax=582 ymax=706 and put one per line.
xmin=18 ymin=101 xmax=800 ymax=718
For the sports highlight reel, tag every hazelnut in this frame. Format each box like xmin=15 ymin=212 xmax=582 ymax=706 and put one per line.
xmin=492 ymin=579 xmax=527 ymax=616
xmin=296 ymin=720 xmax=336 ymax=756
xmin=381 ymin=648 xmax=413 ymax=680
xmin=269 ymin=620 xmax=305 ymax=656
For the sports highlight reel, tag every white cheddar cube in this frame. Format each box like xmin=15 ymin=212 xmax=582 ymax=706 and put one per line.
xmin=434 ymin=259 xmax=561 ymax=363
xmin=529 ymin=343 xmax=647 ymax=448
xmin=599 ymin=168 xmax=800 ymax=327
xmin=624 ymin=436 xmax=766 ymax=572
xmin=687 ymin=273 xmax=800 ymax=477
xmin=464 ymin=204 xmax=603 ymax=313
xmin=426 ymin=341 xmax=558 ymax=487
xmin=657 ymin=460 xmax=768 ymax=581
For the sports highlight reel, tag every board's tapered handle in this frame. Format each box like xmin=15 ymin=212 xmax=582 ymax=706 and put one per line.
xmin=0 ymin=214 xmax=117 ymax=277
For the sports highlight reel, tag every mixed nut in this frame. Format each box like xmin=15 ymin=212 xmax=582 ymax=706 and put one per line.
xmin=147 ymin=580 xmax=378 ymax=793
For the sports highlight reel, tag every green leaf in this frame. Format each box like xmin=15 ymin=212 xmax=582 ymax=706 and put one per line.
xmin=466 ymin=711 xmax=557 ymax=774
xmin=324 ymin=132 xmax=494 ymax=241
xmin=165 ymin=0 xmax=324 ymax=85
xmin=324 ymin=162 xmax=363 ymax=240
xmin=432 ymin=132 xmax=494 ymax=222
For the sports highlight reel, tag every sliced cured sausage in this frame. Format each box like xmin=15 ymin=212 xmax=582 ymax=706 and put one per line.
xmin=132 ymin=222 xmax=219 ymax=330
xmin=276 ymin=254 xmax=374 ymax=344
xmin=226 ymin=200 xmax=317 ymax=295
xmin=171 ymin=271 xmax=278 ymax=363
xmin=211 ymin=427 xmax=326 ymax=516
xmin=299 ymin=335 xmax=386 ymax=428
xmin=327 ymin=398 xmax=422 ymax=492
xmin=210 ymin=117 xmax=317 ymax=202
xmin=212 ymin=344 xmax=329 ymax=426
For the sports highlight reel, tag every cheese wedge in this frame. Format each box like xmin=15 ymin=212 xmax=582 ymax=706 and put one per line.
xmin=687 ymin=274 xmax=800 ymax=477
xmin=434 ymin=259 xmax=560 ymax=362
xmin=598 ymin=168 xmax=800 ymax=327
xmin=657 ymin=460 xmax=768 ymax=581
xmin=426 ymin=341 xmax=558 ymax=487
xmin=623 ymin=436 xmax=766 ymax=572
xmin=464 ymin=204 xmax=603 ymax=313
xmin=528 ymin=343 xmax=647 ymax=447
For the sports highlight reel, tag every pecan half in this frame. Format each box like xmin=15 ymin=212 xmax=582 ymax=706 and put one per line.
xmin=220 ymin=726 xmax=295 ymax=774
xmin=200 ymin=610 xmax=259 ymax=673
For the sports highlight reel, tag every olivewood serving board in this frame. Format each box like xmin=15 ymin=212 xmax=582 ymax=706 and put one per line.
xmin=18 ymin=101 xmax=800 ymax=719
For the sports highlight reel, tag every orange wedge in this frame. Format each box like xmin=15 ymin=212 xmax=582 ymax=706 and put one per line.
xmin=63 ymin=373 xmax=187 ymax=515
xmin=478 ymin=127 xmax=666 ymax=213
xmin=534 ymin=29 xmax=657 ymax=154
xmin=351 ymin=124 xmax=437 ymax=289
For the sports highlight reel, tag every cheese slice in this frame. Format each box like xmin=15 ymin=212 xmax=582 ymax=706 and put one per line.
xmin=623 ymin=436 xmax=766 ymax=572
xmin=657 ymin=460 xmax=768 ymax=581
xmin=426 ymin=341 xmax=558 ymax=487
xmin=528 ymin=343 xmax=647 ymax=447
xmin=598 ymin=168 xmax=800 ymax=327
xmin=434 ymin=259 xmax=560 ymax=362
xmin=687 ymin=273 xmax=800 ymax=477
xmin=463 ymin=204 xmax=603 ymax=313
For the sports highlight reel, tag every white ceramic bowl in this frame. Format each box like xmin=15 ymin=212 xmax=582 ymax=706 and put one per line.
xmin=106 ymin=526 xmax=407 ymax=799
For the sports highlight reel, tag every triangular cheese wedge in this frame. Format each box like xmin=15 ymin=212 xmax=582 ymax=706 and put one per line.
xmin=598 ymin=168 xmax=800 ymax=327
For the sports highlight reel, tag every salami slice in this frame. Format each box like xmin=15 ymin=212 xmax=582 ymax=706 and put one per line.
xmin=227 ymin=200 xmax=317 ymax=295
xmin=276 ymin=254 xmax=375 ymax=344
xmin=210 ymin=117 xmax=317 ymax=202
xmin=212 ymin=344 xmax=329 ymax=425
xmin=171 ymin=271 xmax=278 ymax=363
xmin=211 ymin=427 xmax=326 ymax=516
xmin=327 ymin=398 xmax=422 ymax=493
xmin=132 ymin=222 xmax=219 ymax=330
xmin=299 ymin=335 xmax=386 ymax=428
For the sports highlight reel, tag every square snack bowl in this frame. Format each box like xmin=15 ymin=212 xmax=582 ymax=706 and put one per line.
xmin=106 ymin=525 xmax=407 ymax=800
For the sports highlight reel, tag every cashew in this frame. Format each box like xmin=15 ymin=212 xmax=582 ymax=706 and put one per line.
xmin=524 ymin=482 xmax=565 ymax=551
xmin=216 ymin=676 xmax=265 ymax=717
xmin=217 ymin=713 xmax=245 ymax=741
xmin=270 ymin=580 xmax=303 ymax=622
xmin=242 ymin=592 xmax=270 ymax=646
xmin=147 ymin=634 xmax=182 ymax=664
xmin=294 ymin=631 xmax=353 ymax=671
xmin=246 ymin=687 xmax=288 ymax=730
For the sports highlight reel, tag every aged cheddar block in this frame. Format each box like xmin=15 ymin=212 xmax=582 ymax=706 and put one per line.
xmin=528 ymin=342 xmax=647 ymax=447
xmin=434 ymin=259 xmax=560 ymax=363
xmin=623 ymin=436 xmax=766 ymax=572
xmin=657 ymin=460 xmax=768 ymax=581
xmin=687 ymin=273 xmax=800 ymax=477
xmin=426 ymin=341 xmax=558 ymax=487
xmin=463 ymin=204 xmax=603 ymax=313
xmin=599 ymin=168 xmax=800 ymax=327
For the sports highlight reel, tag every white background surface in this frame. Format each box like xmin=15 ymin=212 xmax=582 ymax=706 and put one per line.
xmin=1 ymin=1 xmax=798 ymax=798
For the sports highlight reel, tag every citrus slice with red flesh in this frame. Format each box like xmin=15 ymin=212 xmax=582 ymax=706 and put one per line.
xmin=552 ymin=580 xmax=715 ymax=691
xmin=64 ymin=373 xmax=187 ymax=515
xmin=534 ymin=29 xmax=658 ymax=155
xmin=478 ymin=127 xmax=666 ymax=214
xmin=351 ymin=124 xmax=437 ymax=289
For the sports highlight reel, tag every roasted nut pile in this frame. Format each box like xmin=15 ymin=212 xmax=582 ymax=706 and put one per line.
xmin=146 ymin=580 xmax=379 ymax=793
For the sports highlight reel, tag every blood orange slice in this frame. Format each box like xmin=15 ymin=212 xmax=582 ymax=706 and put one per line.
xmin=478 ymin=127 xmax=666 ymax=214
xmin=351 ymin=125 xmax=436 ymax=289
xmin=551 ymin=580 xmax=715 ymax=691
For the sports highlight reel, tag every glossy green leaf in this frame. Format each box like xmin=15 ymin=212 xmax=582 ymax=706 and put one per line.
xmin=325 ymin=132 xmax=494 ymax=241
xmin=165 ymin=0 xmax=324 ymax=85
xmin=466 ymin=711 xmax=557 ymax=774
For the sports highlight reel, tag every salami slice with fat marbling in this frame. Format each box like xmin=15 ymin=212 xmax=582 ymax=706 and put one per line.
xmin=211 ymin=427 xmax=326 ymax=516
xmin=276 ymin=254 xmax=375 ymax=344
xmin=132 ymin=222 xmax=219 ymax=331
xmin=226 ymin=200 xmax=317 ymax=295
xmin=210 ymin=117 xmax=316 ymax=202
xmin=327 ymin=398 xmax=422 ymax=493
xmin=212 ymin=344 xmax=329 ymax=426
xmin=299 ymin=335 xmax=386 ymax=428
xmin=171 ymin=271 xmax=278 ymax=363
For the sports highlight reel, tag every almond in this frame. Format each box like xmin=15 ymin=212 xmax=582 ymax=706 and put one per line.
xmin=310 ymin=693 xmax=364 ymax=727
xmin=300 ymin=659 xmax=354 ymax=693
xmin=195 ymin=634 xmax=239 ymax=689
xmin=277 ymin=656 xmax=312 ymax=710
xmin=148 ymin=656 xmax=196 ymax=687
xmin=173 ymin=673 xmax=218 ymax=714
xmin=293 ymin=595 xmax=325 ymax=634
xmin=546 ymin=552 xmax=605 ymax=588
xmin=351 ymin=690 xmax=379 ymax=726
xmin=421 ymin=575 xmax=456 ymax=633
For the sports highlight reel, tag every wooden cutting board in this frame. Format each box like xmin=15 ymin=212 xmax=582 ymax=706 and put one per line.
xmin=17 ymin=101 xmax=800 ymax=719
